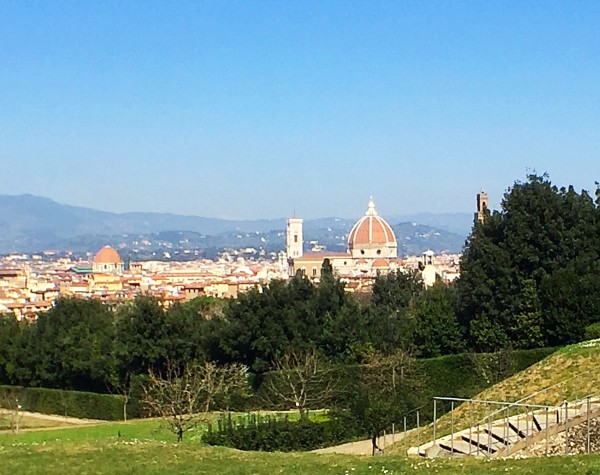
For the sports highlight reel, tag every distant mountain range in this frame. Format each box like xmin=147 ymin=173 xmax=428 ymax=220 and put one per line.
xmin=0 ymin=194 xmax=472 ymax=257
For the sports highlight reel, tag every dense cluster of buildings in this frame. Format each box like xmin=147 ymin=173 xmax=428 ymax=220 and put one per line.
xmin=0 ymin=248 xmax=284 ymax=320
xmin=0 ymin=197 xmax=467 ymax=320
xmin=284 ymin=198 xmax=460 ymax=292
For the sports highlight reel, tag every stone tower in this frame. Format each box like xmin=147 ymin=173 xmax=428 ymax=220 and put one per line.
xmin=474 ymin=189 xmax=489 ymax=224
xmin=286 ymin=218 xmax=303 ymax=258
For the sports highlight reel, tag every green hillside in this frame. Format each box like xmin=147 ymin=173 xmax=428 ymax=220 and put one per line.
xmin=395 ymin=340 xmax=600 ymax=452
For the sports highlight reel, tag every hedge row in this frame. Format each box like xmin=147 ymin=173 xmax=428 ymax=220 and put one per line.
xmin=203 ymin=414 xmax=356 ymax=451
xmin=0 ymin=385 xmax=141 ymax=421
xmin=0 ymin=348 xmax=556 ymax=421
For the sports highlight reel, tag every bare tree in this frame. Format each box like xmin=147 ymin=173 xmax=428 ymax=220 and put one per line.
xmin=265 ymin=348 xmax=340 ymax=420
xmin=363 ymin=349 xmax=419 ymax=392
xmin=1 ymin=390 xmax=25 ymax=434
xmin=142 ymin=360 xmax=248 ymax=442
xmin=107 ymin=371 xmax=133 ymax=422
xmin=467 ymin=347 xmax=515 ymax=385
xmin=359 ymin=350 xmax=422 ymax=455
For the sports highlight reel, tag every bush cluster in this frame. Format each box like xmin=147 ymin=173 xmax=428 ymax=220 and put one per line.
xmin=203 ymin=414 xmax=358 ymax=451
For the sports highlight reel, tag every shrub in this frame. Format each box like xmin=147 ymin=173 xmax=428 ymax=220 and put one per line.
xmin=203 ymin=414 xmax=359 ymax=451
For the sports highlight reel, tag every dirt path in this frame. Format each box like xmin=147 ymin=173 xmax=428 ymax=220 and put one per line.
xmin=0 ymin=408 xmax=104 ymax=425
xmin=313 ymin=428 xmax=416 ymax=455
xmin=0 ymin=408 xmax=109 ymax=433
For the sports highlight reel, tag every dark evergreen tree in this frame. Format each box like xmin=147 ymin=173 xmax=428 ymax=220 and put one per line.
xmin=368 ymin=270 xmax=423 ymax=353
xmin=21 ymin=297 xmax=115 ymax=391
xmin=411 ymin=283 xmax=465 ymax=357
xmin=457 ymin=174 xmax=600 ymax=350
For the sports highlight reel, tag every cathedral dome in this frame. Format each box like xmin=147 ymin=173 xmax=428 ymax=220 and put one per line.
xmin=348 ymin=198 xmax=396 ymax=246
xmin=94 ymin=245 xmax=121 ymax=264
xmin=348 ymin=198 xmax=398 ymax=260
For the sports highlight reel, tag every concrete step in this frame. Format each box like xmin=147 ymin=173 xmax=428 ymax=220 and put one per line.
xmin=484 ymin=424 xmax=521 ymax=446
xmin=439 ymin=438 xmax=480 ymax=455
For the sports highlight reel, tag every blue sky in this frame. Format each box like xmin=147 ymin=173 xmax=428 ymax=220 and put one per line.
xmin=1 ymin=1 xmax=599 ymax=220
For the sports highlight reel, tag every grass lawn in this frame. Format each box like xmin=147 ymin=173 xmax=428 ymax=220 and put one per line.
xmin=2 ymin=419 xmax=600 ymax=474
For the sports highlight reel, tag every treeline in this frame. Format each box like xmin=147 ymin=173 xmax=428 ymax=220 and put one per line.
xmin=0 ymin=174 xmax=598 ymax=397
xmin=0 ymin=265 xmax=463 ymax=393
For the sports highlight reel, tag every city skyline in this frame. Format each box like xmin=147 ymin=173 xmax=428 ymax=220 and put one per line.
xmin=2 ymin=1 xmax=600 ymax=220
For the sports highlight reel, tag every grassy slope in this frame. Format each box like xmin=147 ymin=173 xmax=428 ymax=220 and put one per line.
xmin=0 ymin=418 xmax=599 ymax=474
xmin=395 ymin=340 xmax=600 ymax=451
xmin=1 ymin=422 xmax=600 ymax=475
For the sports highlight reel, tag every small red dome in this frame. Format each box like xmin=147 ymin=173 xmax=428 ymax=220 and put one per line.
xmin=94 ymin=246 xmax=121 ymax=264
xmin=372 ymin=258 xmax=390 ymax=268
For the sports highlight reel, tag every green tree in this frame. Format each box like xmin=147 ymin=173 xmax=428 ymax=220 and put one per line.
xmin=368 ymin=270 xmax=423 ymax=353
xmin=0 ymin=314 xmax=21 ymax=384
xmin=457 ymin=174 xmax=600 ymax=350
xmin=23 ymin=297 xmax=115 ymax=391
xmin=411 ymin=283 xmax=465 ymax=358
xmin=115 ymin=295 xmax=170 ymax=377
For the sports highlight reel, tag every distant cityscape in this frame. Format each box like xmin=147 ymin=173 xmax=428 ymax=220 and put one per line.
xmin=0 ymin=195 xmax=477 ymax=319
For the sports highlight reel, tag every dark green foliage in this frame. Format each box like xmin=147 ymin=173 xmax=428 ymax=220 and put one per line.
xmin=585 ymin=322 xmax=600 ymax=341
xmin=411 ymin=283 xmax=465 ymax=358
xmin=367 ymin=270 xmax=424 ymax=353
xmin=0 ymin=314 xmax=21 ymax=383
xmin=0 ymin=385 xmax=139 ymax=420
xmin=18 ymin=298 xmax=115 ymax=392
xmin=203 ymin=414 xmax=357 ymax=451
xmin=458 ymin=174 xmax=600 ymax=351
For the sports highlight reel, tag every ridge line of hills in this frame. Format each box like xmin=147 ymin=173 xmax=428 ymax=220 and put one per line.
xmin=0 ymin=194 xmax=472 ymax=256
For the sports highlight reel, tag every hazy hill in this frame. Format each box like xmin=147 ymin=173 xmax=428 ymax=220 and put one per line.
xmin=0 ymin=194 xmax=468 ymax=255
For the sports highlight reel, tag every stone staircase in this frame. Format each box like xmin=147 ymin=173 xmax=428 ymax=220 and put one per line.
xmin=408 ymin=397 xmax=600 ymax=458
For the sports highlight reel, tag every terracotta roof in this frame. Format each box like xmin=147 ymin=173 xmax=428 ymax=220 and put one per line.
xmin=293 ymin=252 xmax=351 ymax=261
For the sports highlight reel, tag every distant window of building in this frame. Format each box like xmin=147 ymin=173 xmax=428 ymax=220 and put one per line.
xmin=377 ymin=250 xmax=381 ymax=255
xmin=312 ymin=268 xmax=317 ymax=277
xmin=294 ymin=235 xmax=298 ymax=243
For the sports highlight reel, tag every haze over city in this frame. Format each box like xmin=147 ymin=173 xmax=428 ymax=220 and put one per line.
xmin=2 ymin=1 xmax=600 ymax=220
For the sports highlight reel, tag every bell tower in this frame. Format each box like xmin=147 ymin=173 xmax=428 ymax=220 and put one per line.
xmin=474 ymin=189 xmax=489 ymax=224
xmin=286 ymin=217 xmax=303 ymax=258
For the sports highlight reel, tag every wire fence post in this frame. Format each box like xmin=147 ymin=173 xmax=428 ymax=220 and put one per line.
xmin=433 ymin=399 xmax=437 ymax=446
xmin=392 ymin=423 xmax=395 ymax=447
xmin=503 ymin=406 xmax=508 ymax=454
xmin=545 ymin=406 xmax=549 ymax=457
xmin=525 ymin=409 xmax=529 ymax=449
xmin=450 ymin=401 xmax=454 ymax=456
xmin=469 ymin=401 xmax=473 ymax=456
xmin=477 ymin=420 xmax=480 ymax=457
xmin=487 ymin=404 xmax=492 ymax=457
xmin=564 ymin=402 xmax=569 ymax=454
xmin=416 ymin=411 xmax=420 ymax=449
xmin=587 ymin=397 xmax=591 ymax=454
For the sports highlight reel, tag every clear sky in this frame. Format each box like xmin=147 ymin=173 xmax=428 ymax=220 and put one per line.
xmin=1 ymin=1 xmax=599 ymax=220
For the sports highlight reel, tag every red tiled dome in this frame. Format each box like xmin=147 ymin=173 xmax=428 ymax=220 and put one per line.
xmin=372 ymin=258 xmax=390 ymax=268
xmin=94 ymin=246 xmax=121 ymax=264
xmin=348 ymin=199 xmax=396 ymax=247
